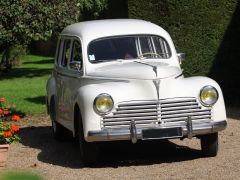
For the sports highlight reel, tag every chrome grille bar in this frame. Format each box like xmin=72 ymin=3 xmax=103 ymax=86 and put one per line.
xmin=162 ymin=115 xmax=212 ymax=122
xmin=102 ymin=98 xmax=212 ymax=129
xmin=116 ymin=105 xmax=157 ymax=110
xmin=103 ymin=120 xmax=159 ymax=126
xmin=114 ymin=108 xmax=157 ymax=114
xmin=160 ymin=102 xmax=199 ymax=108
xmin=161 ymin=105 xmax=201 ymax=111
xmin=103 ymin=115 xmax=158 ymax=122
xmin=161 ymin=111 xmax=211 ymax=119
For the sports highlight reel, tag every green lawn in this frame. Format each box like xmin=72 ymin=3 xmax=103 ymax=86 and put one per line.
xmin=0 ymin=55 xmax=54 ymax=116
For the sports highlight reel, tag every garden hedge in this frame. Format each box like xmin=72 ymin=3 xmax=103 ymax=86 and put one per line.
xmin=128 ymin=0 xmax=240 ymax=105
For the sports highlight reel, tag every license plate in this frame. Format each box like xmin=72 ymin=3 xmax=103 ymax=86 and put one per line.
xmin=142 ymin=127 xmax=183 ymax=140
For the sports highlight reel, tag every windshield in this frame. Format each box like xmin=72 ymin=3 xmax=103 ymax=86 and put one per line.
xmin=88 ymin=35 xmax=171 ymax=63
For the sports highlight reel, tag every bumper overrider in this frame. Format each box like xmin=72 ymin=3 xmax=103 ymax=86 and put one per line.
xmin=87 ymin=118 xmax=227 ymax=143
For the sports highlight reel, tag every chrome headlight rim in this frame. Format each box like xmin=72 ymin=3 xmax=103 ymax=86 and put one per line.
xmin=199 ymin=85 xmax=219 ymax=107
xmin=93 ymin=93 xmax=114 ymax=115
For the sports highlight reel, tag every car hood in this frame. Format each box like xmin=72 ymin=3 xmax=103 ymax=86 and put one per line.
xmin=87 ymin=61 xmax=182 ymax=80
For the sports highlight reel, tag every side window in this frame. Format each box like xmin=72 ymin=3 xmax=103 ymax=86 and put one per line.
xmin=69 ymin=40 xmax=83 ymax=71
xmin=62 ymin=39 xmax=71 ymax=67
xmin=71 ymin=40 xmax=82 ymax=63
xmin=55 ymin=39 xmax=62 ymax=65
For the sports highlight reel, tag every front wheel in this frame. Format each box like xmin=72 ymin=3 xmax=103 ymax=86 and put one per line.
xmin=200 ymin=133 xmax=218 ymax=157
xmin=49 ymin=98 xmax=69 ymax=141
xmin=76 ymin=111 xmax=98 ymax=166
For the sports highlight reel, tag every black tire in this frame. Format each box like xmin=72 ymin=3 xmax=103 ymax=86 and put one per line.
xmin=49 ymin=98 xmax=69 ymax=141
xmin=200 ymin=133 xmax=218 ymax=157
xmin=76 ymin=110 xmax=98 ymax=166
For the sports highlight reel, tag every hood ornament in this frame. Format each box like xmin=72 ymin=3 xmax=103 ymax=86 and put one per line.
xmin=133 ymin=61 xmax=160 ymax=99
xmin=153 ymin=66 xmax=158 ymax=77
xmin=153 ymin=79 xmax=161 ymax=99
xmin=134 ymin=61 xmax=158 ymax=77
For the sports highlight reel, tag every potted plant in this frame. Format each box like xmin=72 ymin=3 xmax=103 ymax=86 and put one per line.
xmin=0 ymin=97 xmax=21 ymax=168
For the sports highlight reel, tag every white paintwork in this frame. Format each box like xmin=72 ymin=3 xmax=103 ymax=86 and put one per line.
xmin=46 ymin=19 xmax=226 ymax=142
xmin=61 ymin=19 xmax=180 ymax=77
xmin=88 ymin=60 xmax=182 ymax=80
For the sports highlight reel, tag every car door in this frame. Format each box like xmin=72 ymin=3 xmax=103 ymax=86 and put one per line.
xmin=64 ymin=38 xmax=84 ymax=130
xmin=55 ymin=37 xmax=73 ymax=129
xmin=57 ymin=37 xmax=83 ymax=130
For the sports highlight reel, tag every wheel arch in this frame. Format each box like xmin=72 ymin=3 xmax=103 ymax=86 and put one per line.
xmin=46 ymin=76 xmax=57 ymax=110
xmin=49 ymin=95 xmax=56 ymax=122
xmin=73 ymin=102 xmax=82 ymax=137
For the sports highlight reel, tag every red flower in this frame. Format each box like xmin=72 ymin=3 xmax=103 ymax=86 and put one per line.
xmin=4 ymin=131 xmax=12 ymax=137
xmin=0 ymin=98 xmax=5 ymax=102
xmin=4 ymin=110 xmax=9 ymax=115
xmin=11 ymin=115 xmax=21 ymax=122
xmin=0 ymin=109 xmax=2 ymax=114
xmin=11 ymin=125 xmax=19 ymax=132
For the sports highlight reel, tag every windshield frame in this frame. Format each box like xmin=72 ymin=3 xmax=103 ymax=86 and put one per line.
xmin=87 ymin=34 xmax=172 ymax=64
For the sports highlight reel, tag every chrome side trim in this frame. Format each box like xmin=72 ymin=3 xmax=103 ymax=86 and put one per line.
xmin=87 ymin=120 xmax=227 ymax=142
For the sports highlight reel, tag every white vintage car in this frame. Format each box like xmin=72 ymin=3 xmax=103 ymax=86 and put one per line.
xmin=46 ymin=19 xmax=227 ymax=164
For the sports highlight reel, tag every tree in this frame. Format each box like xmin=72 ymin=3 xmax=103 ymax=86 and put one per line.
xmin=0 ymin=0 xmax=107 ymax=71
xmin=80 ymin=0 xmax=108 ymax=20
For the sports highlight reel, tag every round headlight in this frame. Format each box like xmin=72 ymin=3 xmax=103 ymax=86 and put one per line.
xmin=200 ymin=86 xmax=218 ymax=106
xmin=94 ymin=93 xmax=114 ymax=114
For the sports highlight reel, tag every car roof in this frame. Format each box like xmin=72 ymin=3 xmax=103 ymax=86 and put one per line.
xmin=61 ymin=19 xmax=171 ymax=43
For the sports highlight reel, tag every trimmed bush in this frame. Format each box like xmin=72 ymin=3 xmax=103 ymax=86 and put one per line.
xmin=128 ymin=0 xmax=240 ymax=105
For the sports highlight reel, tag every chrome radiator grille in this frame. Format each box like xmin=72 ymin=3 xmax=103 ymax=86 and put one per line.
xmin=102 ymin=98 xmax=212 ymax=129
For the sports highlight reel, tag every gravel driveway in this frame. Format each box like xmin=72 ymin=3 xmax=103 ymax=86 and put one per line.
xmin=5 ymin=109 xmax=240 ymax=179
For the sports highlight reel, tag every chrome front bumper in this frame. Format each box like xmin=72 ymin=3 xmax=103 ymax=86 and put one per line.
xmin=87 ymin=120 xmax=227 ymax=143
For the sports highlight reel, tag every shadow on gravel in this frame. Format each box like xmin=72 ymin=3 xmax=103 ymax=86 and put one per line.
xmin=226 ymin=107 xmax=240 ymax=120
xmin=97 ymin=140 xmax=202 ymax=168
xmin=19 ymin=126 xmax=82 ymax=168
xmin=19 ymin=126 xmax=203 ymax=169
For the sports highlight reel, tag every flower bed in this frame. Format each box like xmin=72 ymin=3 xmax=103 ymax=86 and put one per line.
xmin=0 ymin=98 xmax=21 ymax=144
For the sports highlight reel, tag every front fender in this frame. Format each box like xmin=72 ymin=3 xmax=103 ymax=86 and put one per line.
xmin=46 ymin=76 xmax=57 ymax=107
xmin=74 ymin=79 xmax=158 ymax=139
xmin=159 ymin=76 xmax=226 ymax=121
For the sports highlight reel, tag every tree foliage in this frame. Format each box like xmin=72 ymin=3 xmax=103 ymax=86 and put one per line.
xmin=128 ymin=0 xmax=240 ymax=104
xmin=0 ymin=0 xmax=81 ymax=47
xmin=0 ymin=0 xmax=107 ymax=70
xmin=128 ymin=0 xmax=238 ymax=76
xmin=80 ymin=0 xmax=107 ymax=18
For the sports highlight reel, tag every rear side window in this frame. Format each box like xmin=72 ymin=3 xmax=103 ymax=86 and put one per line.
xmin=62 ymin=39 xmax=71 ymax=67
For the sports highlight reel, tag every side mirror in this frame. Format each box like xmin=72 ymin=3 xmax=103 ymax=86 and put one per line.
xmin=177 ymin=53 xmax=186 ymax=64
xmin=69 ymin=61 xmax=82 ymax=72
